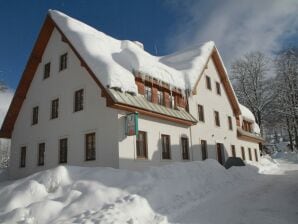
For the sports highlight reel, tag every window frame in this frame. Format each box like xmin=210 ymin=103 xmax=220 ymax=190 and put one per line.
xmin=198 ymin=104 xmax=205 ymax=122
xmin=20 ymin=146 xmax=26 ymax=168
xmin=85 ymin=133 xmax=96 ymax=161
xmin=214 ymin=111 xmax=220 ymax=127
xmin=181 ymin=137 xmax=189 ymax=160
xmin=206 ymin=75 xmax=212 ymax=90
xmin=51 ymin=98 xmax=59 ymax=119
xmin=136 ymin=131 xmax=148 ymax=159
xmin=32 ymin=106 xmax=39 ymax=125
xmin=161 ymin=134 xmax=171 ymax=160
xmin=216 ymin=81 xmax=221 ymax=95
xmin=201 ymin=140 xmax=208 ymax=160
xmin=254 ymin=148 xmax=259 ymax=162
xmin=43 ymin=62 xmax=51 ymax=79
xmin=144 ymin=86 xmax=152 ymax=102
xmin=59 ymin=138 xmax=68 ymax=164
xmin=157 ymin=90 xmax=164 ymax=105
xmin=231 ymin=145 xmax=236 ymax=157
xmin=228 ymin=116 xmax=233 ymax=130
xmin=59 ymin=53 xmax=68 ymax=71
xmin=248 ymin=148 xmax=252 ymax=161
xmin=241 ymin=146 xmax=246 ymax=160
xmin=38 ymin=143 xmax=45 ymax=166
xmin=74 ymin=89 xmax=84 ymax=112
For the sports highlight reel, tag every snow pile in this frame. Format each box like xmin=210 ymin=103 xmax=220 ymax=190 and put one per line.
xmin=0 ymin=160 xmax=260 ymax=223
xmin=272 ymin=151 xmax=298 ymax=163
xmin=246 ymin=155 xmax=280 ymax=174
xmin=49 ymin=10 xmax=215 ymax=93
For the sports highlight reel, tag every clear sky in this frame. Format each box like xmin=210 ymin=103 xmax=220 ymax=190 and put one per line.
xmin=1 ymin=0 xmax=298 ymax=90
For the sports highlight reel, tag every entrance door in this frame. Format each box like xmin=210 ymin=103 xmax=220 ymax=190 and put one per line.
xmin=216 ymin=143 xmax=225 ymax=165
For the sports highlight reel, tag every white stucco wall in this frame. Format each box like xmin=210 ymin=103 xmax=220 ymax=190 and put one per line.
xmin=9 ymin=28 xmax=119 ymax=179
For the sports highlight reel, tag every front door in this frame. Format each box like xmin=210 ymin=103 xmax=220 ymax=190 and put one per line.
xmin=216 ymin=143 xmax=225 ymax=165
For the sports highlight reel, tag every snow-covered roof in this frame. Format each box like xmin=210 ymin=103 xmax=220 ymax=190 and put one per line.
xmin=239 ymin=104 xmax=255 ymax=122
xmin=49 ymin=10 xmax=215 ymax=93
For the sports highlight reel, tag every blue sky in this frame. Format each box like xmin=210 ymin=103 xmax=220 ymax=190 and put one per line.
xmin=1 ymin=0 xmax=298 ymax=90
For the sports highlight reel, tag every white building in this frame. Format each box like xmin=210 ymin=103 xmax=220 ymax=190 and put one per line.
xmin=0 ymin=10 xmax=263 ymax=179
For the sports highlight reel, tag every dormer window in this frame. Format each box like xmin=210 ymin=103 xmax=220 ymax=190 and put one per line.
xmin=169 ymin=95 xmax=175 ymax=109
xmin=145 ymin=86 xmax=152 ymax=102
xmin=157 ymin=90 xmax=164 ymax=105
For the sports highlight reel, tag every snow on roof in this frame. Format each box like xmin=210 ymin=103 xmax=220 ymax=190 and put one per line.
xmin=49 ymin=10 xmax=215 ymax=93
xmin=253 ymin=123 xmax=261 ymax=134
xmin=239 ymin=104 xmax=255 ymax=122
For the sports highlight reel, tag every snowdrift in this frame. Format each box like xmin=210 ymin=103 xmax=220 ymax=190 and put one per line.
xmin=0 ymin=160 xmax=262 ymax=223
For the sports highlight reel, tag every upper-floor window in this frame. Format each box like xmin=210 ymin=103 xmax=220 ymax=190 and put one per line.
xmin=231 ymin=145 xmax=236 ymax=157
xmin=59 ymin=53 xmax=68 ymax=71
xmin=38 ymin=143 xmax=45 ymax=166
xmin=181 ymin=137 xmax=189 ymax=160
xmin=206 ymin=75 xmax=212 ymax=90
xmin=51 ymin=98 xmax=59 ymax=119
xmin=243 ymin=120 xmax=252 ymax=132
xmin=43 ymin=62 xmax=51 ymax=79
xmin=59 ymin=138 xmax=68 ymax=163
xmin=214 ymin=111 xmax=220 ymax=127
xmin=216 ymin=82 xmax=221 ymax=95
xmin=198 ymin=104 xmax=205 ymax=122
xmin=145 ymin=86 xmax=152 ymax=102
xmin=85 ymin=133 xmax=96 ymax=161
xmin=241 ymin=146 xmax=246 ymax=160
xmin=161 ymin=134 xmax=171 ymax=159
xmin=136 ymin=131 xmax=147 ymax=159
xmin=201 ymin=140 xmax=207 ymax=160
xmin=20 ymin=146 xmax=26 ymax=168
xmin=32 ymin=106 xmax=39 ymax=125
xmin=74 ymin=89 xmax=84 ymax=112
xmin=157 ymin=90 xmax=164 ymax=105
xmin=228 ymin=116 xmax=233 ymax=130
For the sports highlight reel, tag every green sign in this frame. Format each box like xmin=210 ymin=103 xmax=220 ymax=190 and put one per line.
xmin=125 ymin=112 xmax=138 ymax=136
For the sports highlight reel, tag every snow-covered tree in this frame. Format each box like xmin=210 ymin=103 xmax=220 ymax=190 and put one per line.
xmin=231 ymin=52 xmax=275 ymax=136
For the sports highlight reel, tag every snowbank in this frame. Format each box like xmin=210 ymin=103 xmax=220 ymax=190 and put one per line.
xmin=246 ymin=155 xmax=280 ymax=174
xmin=49 ymin=10 xmax=216 ymax=93
xmin=0 ymin=160 xmax=260 ymax=223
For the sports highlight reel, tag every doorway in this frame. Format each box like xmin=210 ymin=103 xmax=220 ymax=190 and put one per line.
xmin=216 ymin=143 xmax=225 ymax=165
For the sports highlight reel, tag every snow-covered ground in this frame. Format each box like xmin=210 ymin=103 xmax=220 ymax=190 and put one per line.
xmin=0 ymin=154 xmax=297 ymax=224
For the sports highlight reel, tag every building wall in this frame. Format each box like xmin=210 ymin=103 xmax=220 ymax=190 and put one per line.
xmin=118 ymin=112 xmax=191 ymax=171
xmin=9 ymin=28 xmax=119 ymax=179
xmin=188 ymin=58 xmax=260 ymax=162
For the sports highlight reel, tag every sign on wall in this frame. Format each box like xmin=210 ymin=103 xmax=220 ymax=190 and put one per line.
xmin=125 ymin=112 xmax=138 ymax=136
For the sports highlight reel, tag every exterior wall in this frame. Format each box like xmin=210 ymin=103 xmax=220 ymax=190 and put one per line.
xmin=9 ymin=28 xmax=119 ymax=179
xmin=118 ymin=113 xmax=191 ymax=171
xmin=188 ymin=58 xmax=260 ymax=162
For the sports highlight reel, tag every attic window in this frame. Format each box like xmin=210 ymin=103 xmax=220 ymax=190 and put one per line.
xmin=216 ymin=82 xmax=221 ymax=95
xmin=145 ymin=86 xmax=152 ymax=102
xmin=43 ymin=62 xmax=51 ymax=79
xmin=157 ymin=90 xmax=164 ymax=105
xmin=59 ymin=53 xmax=68 ymax=71
xmin=206 ymin=76 xmax=211 ymax=90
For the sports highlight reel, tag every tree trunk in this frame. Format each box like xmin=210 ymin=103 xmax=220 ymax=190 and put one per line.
xmin=286 ymin=117 xmax=294 ymax=151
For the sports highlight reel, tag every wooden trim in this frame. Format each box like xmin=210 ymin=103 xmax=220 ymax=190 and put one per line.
xmin=110 ymin=102 xmax=195 ymax=126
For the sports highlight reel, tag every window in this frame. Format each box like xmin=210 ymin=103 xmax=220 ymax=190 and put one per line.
xmin=157 ymin=90 xmax=164 ymax=105
xmin=144 ymin=86 xmax=152 ymax=102
xmin=85 ymin=133 xmax=96 ymax=161
xmin=43 ymin=62 xmax=51 ymax=79
xmin=51 ymin=98 xmax=59 ymax=119
xmin=38 ymin=143 xmax=45 ymax=166
xmin=248 ymin=148 xmax=252 ymax=161
xmin=206 ymin=76 xmax=211 ymax=90
xmin=74 ymin=89 xmax=84 ymax=112
xmin=216 ymin=82 xmax=221 ymax=95
xmin=136 ymin=131 xmax=147 ymax=159
xmin=169 ymin=95 xmax=175 ymax=109
xmin=214 ymin=111 xmax=220 ymax=127
xmin=59 ymin=138 xmax=68 ymax=163
xmin=231 ymin=145 xmax=236 ymax=157
xmin=161 ymin=134 xmax=171 ymax=159
xmin=241 ymin=147 xmax=246 ymax=160
xmin=198 ymin=104 xmax=205 ymax=122
xmin=254 ymin=149 xmax=259 ymax=162
xmin=228 ymin=116 xmax=233 ymax=130
xmin=59 ymin=53 xmax=68 ymax=71
xmin=32 ymin=106 xmax=39 ymax=125
xmin=201 ymin=140 xmax=208 ymax=160
xmin=181 ymin=137 xmax=189 ymax=160
xmin=20 ymin=146 xmax=26 ymax=168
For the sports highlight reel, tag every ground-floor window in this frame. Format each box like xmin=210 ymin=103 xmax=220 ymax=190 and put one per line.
xmin=85 ymin=133 xmax=96 ymax=161
xmin=136 ymin=131 xmax=147 ymax=159
xmin=201 ymin=140 xmax=207 ymax=160
xmin=59 ymin=138 xmax=68 ymax=163
xmin=248 ymin=148 xmax=252 ymax=161
xmin=254 ymin=148 xmax=258 ymax=162
xmin=20 ymin=146 xmax=26 ymax=168
xmin=161 ymin=134 xmax=171 ymax=159
xmin=181 ymin=137 xmax=189 ymax=160
xmin=216 ymin=143 xmax=225 ymax=165
xmin=231 ymin=145 xmax=236 ymax=157
xmin=241 ymin=146 xmax=246 ymax=160
xmin=38 ymin=143 xmax=45 ymax=166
